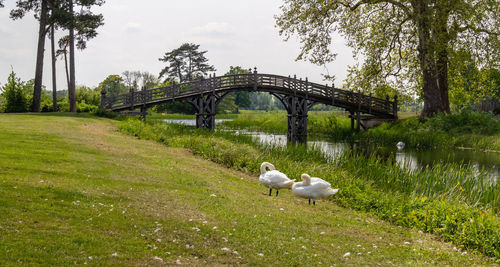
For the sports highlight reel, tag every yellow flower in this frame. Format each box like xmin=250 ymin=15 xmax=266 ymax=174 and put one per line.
xmin=459 ymin=186 xmax=463 ymax=191
xmin=457 ymin=181 xmax=460 ymax=185
xmin=422 ymin=196 xmax=428 ymax=201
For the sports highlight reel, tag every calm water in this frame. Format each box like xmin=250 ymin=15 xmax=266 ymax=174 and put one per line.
xmin=163 ymin=119 xmax=499 ymax=180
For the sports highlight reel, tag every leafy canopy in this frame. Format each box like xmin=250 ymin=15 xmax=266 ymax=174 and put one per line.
xmin=275 ymin=0 xmax=500 ymax=100
xmin=158 ymin=43 xmax=216 ymax=83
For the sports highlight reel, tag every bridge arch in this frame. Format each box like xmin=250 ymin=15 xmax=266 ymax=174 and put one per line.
xmin=101 ymin=69 xmax=398 ymax=144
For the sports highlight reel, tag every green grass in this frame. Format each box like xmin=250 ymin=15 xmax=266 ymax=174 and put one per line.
xmin=0 ymin=113 xmax=496 ymax=265
xmin=118 ymin=118 xmax=500 ymax=260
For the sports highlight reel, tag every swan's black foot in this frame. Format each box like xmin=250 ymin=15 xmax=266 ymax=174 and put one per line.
xmin=268 ymin=188 xmax=272 ymax=196
xmin=276 ymin=190 xmax=279 ymax=197
xmin=313 ymin=200 xmax=316 ymax=205
xmin=308 ymin=199 xmax=311 ymax=205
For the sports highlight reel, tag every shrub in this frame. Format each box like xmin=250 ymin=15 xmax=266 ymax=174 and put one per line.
xmin=0 ymin=70 xmax=29 ymax=113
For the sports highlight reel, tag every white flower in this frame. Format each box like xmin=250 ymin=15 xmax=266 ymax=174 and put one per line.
xmin=221 ymin=247 xmax=231 ymax=252
xmin=153 ymin=256 xmax=163 ymax=262
xmin=302 ymin=246 xmax=307 ymax=250
xmin=320 ymin=232 xmax=325 ymax=235
xmin=212 ymin=226 xmax=217 ymax=230
xmin=192 ymin=227 xmax=200 ymax=232
xmin=343 ymin=252 xmax=350 ymax=257
xmin=280 ymin=208 xmax=284 ymax=211
xmin=404 ymin=241 xmax=410 ymax=245
xmin=112 ymin=252 xmax=118 ymax=257
xmin=210 ymin=194 xmax=217 ymax=197
xmin=257 ymin=253 xmax=264 ymax=257
xmin=176 ymin=259 xmax=182 ymax=265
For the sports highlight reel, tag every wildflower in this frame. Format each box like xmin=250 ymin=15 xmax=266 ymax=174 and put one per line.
xmin=257 ymin=253 xmax=264 ymax=257
xmin=480 ymin=211 xmax=485 ymax=216
xmin=153 ymin=256 xmax=163 ymax=262
xmin=343 ymin=252 xmax=350 ymax=257
xmin=459 ymin=186 xmax=463 ymax=191
xmin=111 ymin=252 xmax=118 ymax=257
xmin=221 ymin=247 xmax=231 ymax=252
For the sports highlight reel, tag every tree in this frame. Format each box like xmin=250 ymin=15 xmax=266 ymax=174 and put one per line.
xmin=97 ymin=75 xmax=127 ymax=97
xmin=226 ymin=66 xmax=252 ymax=109
xmin=57 ymin=0 xmax=104 ymax=112
xmin=276 ymin=0 xmax=500 ymax=117
xmin=10 ymin=0 xmax=49 ymax=112
xmin=0 ymin=70 xmax=30 ymax=113
xmin=158 ymin=43 xmax=216 ymax=82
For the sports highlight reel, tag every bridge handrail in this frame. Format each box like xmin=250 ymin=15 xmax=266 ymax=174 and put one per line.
xmin=102 ymin=72 xmax=397 ymax=117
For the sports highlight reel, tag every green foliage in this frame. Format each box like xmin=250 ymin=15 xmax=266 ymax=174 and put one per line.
xmin=158 ymin=43 xmax=215 ymax=82
xmin=76 ymin=85 xmax=100 ymax=106
xmin=152 ymin=101 xmax=194 ymax=114
xmin=275 ymin=0 xmax=500 ymax=116
xmin=0 ymin=70 xmax=30 ymax=113
xmin=97 ymin=74 xmax=127 ymax=97
xmin=217 ymin=93 xmax=238 ymax=114
xmin=119 ymin=119 xmax=500 ymax=259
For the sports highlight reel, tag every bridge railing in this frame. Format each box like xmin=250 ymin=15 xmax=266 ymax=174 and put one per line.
xmin=102 ymin=72 xmax=397 ymax=117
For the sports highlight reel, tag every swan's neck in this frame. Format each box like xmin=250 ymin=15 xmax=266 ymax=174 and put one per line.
xmin=260 ymin=162 xmax=274 ymax=174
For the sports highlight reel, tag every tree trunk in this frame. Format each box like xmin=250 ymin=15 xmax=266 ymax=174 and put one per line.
xmin=63 ymin=49 xmax=70 ymax=90
xmin=50 ymin=24 xmax=57 ymax=111
xmin=435 ymin=6 xmax=450 ymax=113
xmin=68 ymin=0 xmax=76 ymax=112
xmin=414 ymin=0 xmax=445 ymax=117
xmin=32 ymin=0 xmax=48 ymax=112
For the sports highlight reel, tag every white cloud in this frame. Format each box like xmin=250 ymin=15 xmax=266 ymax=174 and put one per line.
xmin=124 ymin=22 xmax=141 ymax=33
xmin=189 ymin=22 xmax=236 ymax=38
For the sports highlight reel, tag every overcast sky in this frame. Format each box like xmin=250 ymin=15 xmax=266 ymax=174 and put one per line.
xmin=0 ymin=0 xmax=354 ymax=90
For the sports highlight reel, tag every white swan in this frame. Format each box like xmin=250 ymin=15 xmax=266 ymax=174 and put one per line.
xmin=292 ymin=173 xmax=339 ymax=205
xmin=396 ymin=141 xmax=405 ymax=150
xmin=259 ymin=162 xmax=295 ymax=196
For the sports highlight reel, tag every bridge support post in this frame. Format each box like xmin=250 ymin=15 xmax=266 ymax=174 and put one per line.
xmin=286 ymin=96 xmax=308 ymax=144
xmin=189 ymin=93 xmax=216 ymax=130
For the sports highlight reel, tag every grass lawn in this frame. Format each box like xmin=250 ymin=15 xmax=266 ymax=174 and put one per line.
xmin=0 ymin=113 xmax=495 ymax=265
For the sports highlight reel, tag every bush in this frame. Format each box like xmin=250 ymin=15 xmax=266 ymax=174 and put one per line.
xmin=0 ymin=70 xmax=30 ymax=113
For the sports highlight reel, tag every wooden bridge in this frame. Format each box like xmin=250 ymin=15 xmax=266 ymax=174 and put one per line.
xmin=101 ymin=68 xmax=398 ymax=144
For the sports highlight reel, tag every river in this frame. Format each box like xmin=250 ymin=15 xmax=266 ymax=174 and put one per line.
xmin=163 ymin=119 xmax=499 ymax=181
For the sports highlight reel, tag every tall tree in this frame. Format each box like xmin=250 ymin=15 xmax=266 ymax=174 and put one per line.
xmin=55 ymin=0 xmax=104 ymax=112
xmin=49 ymin=24 xmax=57 ymax=110
xmin=10 ymin=0 xmax=49 ymax=112
xmin=276 ymin=0 xmax=500 ymax=117
xmin=158 ymin=43 xmax=216 ymax=82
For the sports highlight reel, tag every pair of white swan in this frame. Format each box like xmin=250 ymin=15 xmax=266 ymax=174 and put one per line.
xmin=259 ymin=162 xmax=339 ymax=205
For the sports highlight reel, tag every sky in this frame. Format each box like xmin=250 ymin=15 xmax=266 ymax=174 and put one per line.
xmin=0 ymin=0 xmax=355 ymax=90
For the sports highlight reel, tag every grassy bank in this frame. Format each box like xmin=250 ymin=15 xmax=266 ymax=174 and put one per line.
xmin=119 ymin=118 xmax=500 ymax=260
xmin=1 ymin=114 xmax=494 ymax=265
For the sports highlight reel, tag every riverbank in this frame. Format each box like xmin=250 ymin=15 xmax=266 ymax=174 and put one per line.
xmin=217 ymin=109 xmax=500 ymax=151
xmin=119 ymin=117 xmax=500 ymax=260
xmin=2 ymin=114 xmax=494 ymax=265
